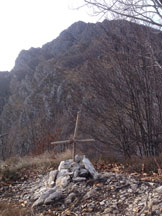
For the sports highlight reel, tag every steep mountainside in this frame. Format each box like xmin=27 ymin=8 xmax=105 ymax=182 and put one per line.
xmin=0 ymin=20 xmax=162 ymax=160
xmin=0 ymin=72 xmax=10 ymax=125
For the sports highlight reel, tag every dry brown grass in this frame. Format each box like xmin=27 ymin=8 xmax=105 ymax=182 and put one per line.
xmin=0 ymin=149 xmax=72 ymax=181
xmin=94 ymin=153 xmax=162 ymax=176
xmin=1 ymin=149 xmax=162 ymax=182
xmin=0 ymin=201 xmax=32 ymax=216
xmin=123 ymin=155 xmax=162 ymax=174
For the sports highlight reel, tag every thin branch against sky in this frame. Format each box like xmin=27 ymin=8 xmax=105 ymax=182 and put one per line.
xmin=82 ymin=0 xmax=162 ymax=28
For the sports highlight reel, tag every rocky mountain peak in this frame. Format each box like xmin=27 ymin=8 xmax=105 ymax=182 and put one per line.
xmin=0 ymin=19 xmax=162 ymax=160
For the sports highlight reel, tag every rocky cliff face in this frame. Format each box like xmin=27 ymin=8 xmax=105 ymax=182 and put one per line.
xmin=0 ymin=72 xmax=10 ymax=128
xmin=0 ymin=20 xmax=162 ymax=160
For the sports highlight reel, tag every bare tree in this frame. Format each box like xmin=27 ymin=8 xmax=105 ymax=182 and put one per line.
xmin=80 ymin=27 xmax=162 ymax=158
xmin=0 ymin=134 xmax=8 ymax=160
xmin=81 ymin=0 xmax=162 ymax=28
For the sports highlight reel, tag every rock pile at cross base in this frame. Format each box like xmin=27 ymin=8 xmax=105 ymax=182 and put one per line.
xmin=32 ymin=155 xmax=99 ymax=207
xmin=2 ymin=156 xmax=162 ymax=215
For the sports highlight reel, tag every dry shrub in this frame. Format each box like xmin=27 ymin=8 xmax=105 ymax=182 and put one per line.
xmin=123 ymin=154 xmax=162 ymax=174
xmin=97 ymin=153 xmax=120 ymax=164
xmin=0 ymin=201 xmax=32 ymax=216
xmin=33 ymin=130 xmax=61 ymax=155
xmin=54 ymin=149 xmax=72 ymax=164
xmin=93 ymin=152 xmax=162 ymax=175
xmin=0 ymin=149 xmax=72 ymax=181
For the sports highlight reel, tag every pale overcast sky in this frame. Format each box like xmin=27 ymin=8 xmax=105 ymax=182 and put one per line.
xmin=0 ymin=0 xmax=98 ymax=71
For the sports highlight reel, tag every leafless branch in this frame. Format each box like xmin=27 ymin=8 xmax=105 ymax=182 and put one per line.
xmin=82 ymin=0 xmax=162 ymax=28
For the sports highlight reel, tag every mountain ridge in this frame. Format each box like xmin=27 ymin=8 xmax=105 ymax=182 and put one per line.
xmin=0 ymin=19 xmax=162 ymax=160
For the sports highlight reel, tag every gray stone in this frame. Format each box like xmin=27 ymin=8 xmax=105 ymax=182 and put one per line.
xmin=41 ymin=188 xmax=57 ymax=197
xmin=155 ymin=185 xmax=162 ymax=194
xmin=69 ymin=162 xmax=80 ymax=173
xmin=56 ymin=175 xmax=71 ymax=188
xmin=32 ymin=186 xmax=47 ymax=201
xmin=44 ymin=191 xmax=63 ymax=204
xmin=82 ymin=156 xmax=98 ymax=179
xmin=56 ymin=169 xmax=71 ymax=179
xmin=127 ymin=189 xmax=133 ymax=193
xmin=73 ymin=177 xmax=86 ymax=182
xmin=32 ymin=197 xmax=45 ymax=207
xmin=58 ymin=159 xmax=73 ymax=171
xmin=103 ymin=207 xmax=112 ymax=214
xmin=79 ymin=168 xmax=89 ymax=177
xmin=47 ymin=170 xmax=58 ymax=187
xmin=65 ymin=192 xmax=76 ymax=204
xmin=73 ymin=169 xmax=79 ymax=178
xmin=75 ymin=155 xmax=83 ymax=163
xmin=32 ymin=188 xmax=56 ymax=207
xmin=130 ymin=184 xmax=138 ymax=191
xmin=100 ymin=200 xmax=106 ymax=206
xmin=84 ymin=188 xmax=97 ymax=199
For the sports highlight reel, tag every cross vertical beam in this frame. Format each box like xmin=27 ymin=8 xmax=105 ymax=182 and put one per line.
xmin=73 ymin=111 xmax=80 ymax=161
xmin=51 ymin=111 xmax=95 ymax=161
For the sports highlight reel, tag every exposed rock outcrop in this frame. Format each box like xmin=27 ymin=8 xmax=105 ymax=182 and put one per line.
xmin=0 ymin=72 xmax=10 ymax=117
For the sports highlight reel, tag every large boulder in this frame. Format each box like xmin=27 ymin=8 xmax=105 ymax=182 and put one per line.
xmin=82 ymin=156 xmax=99 ymax=179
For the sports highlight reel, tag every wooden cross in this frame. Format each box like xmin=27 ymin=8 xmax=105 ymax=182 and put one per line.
xmin=51 ymin=111 xmax=95 ymax=161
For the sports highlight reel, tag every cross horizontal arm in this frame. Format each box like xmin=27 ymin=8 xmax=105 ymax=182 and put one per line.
xmin=51 ymin=140 xmax=71 ymax=145
xmin=51 ymin=138 xmax=95 ymax=145
xmin=75 ymin=139 xmax=95 ymax=143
